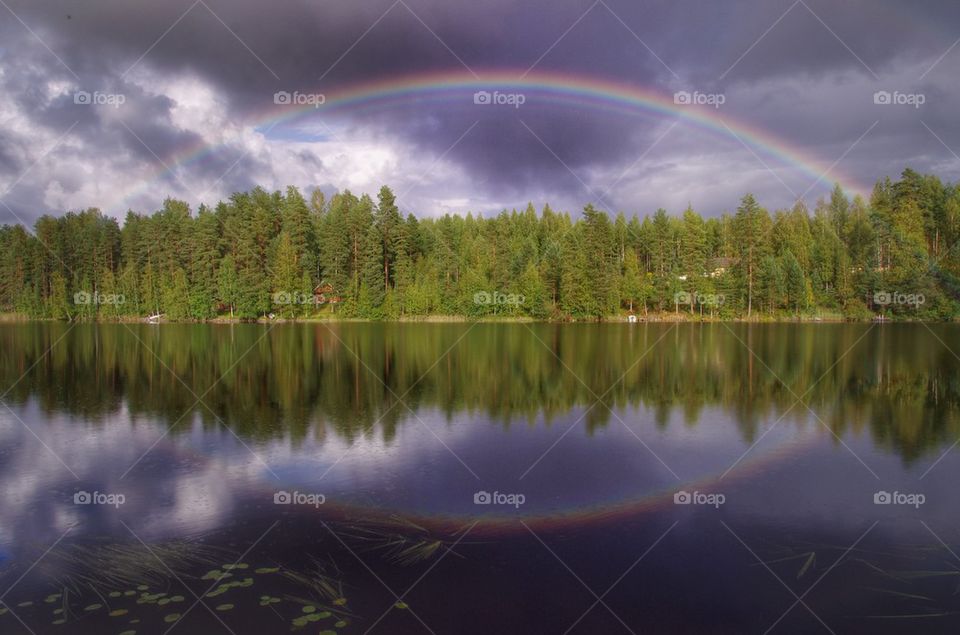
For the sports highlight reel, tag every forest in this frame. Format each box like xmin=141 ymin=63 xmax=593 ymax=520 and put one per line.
xmin=0 ymin=168 xmax=958 ymax=321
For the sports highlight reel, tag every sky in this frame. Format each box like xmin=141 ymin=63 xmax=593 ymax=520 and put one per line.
xmin=0 ymin=0 xmax=959 ymax=226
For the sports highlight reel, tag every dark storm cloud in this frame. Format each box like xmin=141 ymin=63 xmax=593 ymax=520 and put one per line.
xmin=1 ymin=0 xmax=959 ymax=223
xmin=0 ymin=0 xmax=685 ymax=215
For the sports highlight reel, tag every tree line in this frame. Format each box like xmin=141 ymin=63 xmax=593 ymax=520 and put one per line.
xmin=1 ymin=168 xmax=958 ymax=321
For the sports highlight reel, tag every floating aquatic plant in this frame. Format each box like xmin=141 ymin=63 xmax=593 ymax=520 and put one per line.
xmin=0 ymin=542 xmax=357 ymax=632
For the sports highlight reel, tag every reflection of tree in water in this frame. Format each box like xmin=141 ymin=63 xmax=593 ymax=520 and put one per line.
xmin=1 ymin=323 xmax=958 ymax=463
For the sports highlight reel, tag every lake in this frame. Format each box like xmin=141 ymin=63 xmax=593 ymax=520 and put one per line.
xmin=1 ymin=322 xmax=959 ymax=634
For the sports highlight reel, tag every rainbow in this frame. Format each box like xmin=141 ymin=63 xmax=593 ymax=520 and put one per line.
xmin=115 ymin=69 xmax=869 ymax=212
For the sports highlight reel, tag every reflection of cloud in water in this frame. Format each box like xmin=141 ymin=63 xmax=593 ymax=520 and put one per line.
xmin=0 ymin=403 xmax=241 ymax=550
xmin=4 ymin=393 xmax=949 ymax=554
xmin=0 ymin=398 xmax=438 ymax=551
xmin=0 ymin=398 xmax=803 ymax=549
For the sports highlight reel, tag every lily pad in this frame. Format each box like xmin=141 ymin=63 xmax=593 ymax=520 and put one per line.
xmin=215 ymin=604 xmax=234 ymax=611
xmin=394 ymin=601 xmax=409 ymax=610
xmin=164 ymin=613 xmax=181 ymax=623
xmin=84 ymin=603 xmax=102 ymax=611
xmin=254 ymin=567 xmax=279 ymax=574
xmin=109 ymin=609 xmax=129 ymax=617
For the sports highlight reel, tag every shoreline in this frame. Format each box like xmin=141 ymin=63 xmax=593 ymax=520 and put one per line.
xmin=0 ymin=312 xmax=953 ymax=324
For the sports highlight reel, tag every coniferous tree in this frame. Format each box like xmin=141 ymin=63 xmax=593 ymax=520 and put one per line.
xmin=2 ymin=170 xmax=959 ymax=322
xmin=732 ymin=193 xmax=770 ymax=318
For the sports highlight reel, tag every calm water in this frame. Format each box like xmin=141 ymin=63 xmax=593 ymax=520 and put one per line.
xmin=1 ymin=322 xmax=960 ymax=634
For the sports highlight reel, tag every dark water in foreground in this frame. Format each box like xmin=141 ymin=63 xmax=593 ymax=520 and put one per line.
xmin=1 ymin=322 xmax=960 ymax=634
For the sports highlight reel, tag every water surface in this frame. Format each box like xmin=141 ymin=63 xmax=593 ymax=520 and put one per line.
xmin=1 ymin=323 xmax=959 ymax=634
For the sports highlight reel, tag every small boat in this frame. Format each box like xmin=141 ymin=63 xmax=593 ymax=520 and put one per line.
xmin=145 ymin=313 xmax=163 ymax=323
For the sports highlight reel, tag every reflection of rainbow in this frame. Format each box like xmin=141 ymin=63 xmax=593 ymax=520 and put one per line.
xmin=115 ymin=69 xmax=868 ymax=212
xmin=268 ymin=413 xmax=822 ymax=537
xmin=387 ymin=430 xmax=818 ymax=536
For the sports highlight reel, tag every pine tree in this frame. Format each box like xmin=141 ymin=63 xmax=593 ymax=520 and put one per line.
xmin=376 ymin=185 xmax=402 ymax=292
xmin=782 ymin=250 xmax=806 ymax=315
xmin=281 ymin=185 xmax=317 ymax=281
xmin=582 ymin=205 xmax=617 ymax=319
xmin=360 ymin=224 xmax=385 ymax=317
xmin=621 ymin=250 xmax=643 ymax=313
xmin=217 ymin=255 xmax=240 ymax=319
xmin=272 ymin=232 xmax=301 ymax=318
xmin=733 ymin=193 xmax=770 ymax=318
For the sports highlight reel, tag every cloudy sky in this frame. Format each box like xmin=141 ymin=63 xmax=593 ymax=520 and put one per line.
xmin=1 ymin=0 xmax=958 ymax=225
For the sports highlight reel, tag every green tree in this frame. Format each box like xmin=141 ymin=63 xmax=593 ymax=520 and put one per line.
xmin=217 ymin=255 xmax=240 ymax=319
xmin=732 ymin=193 xmax=771 ymax=318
